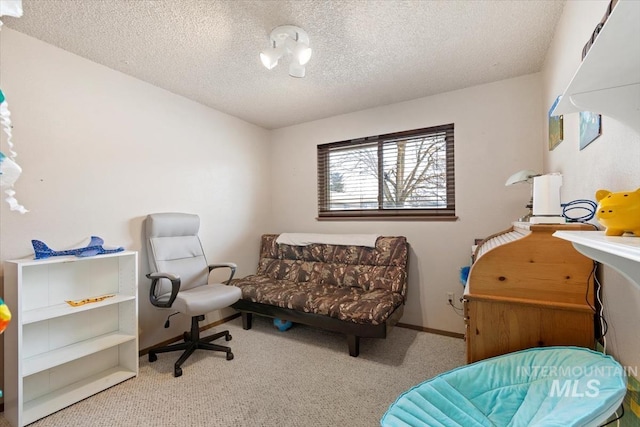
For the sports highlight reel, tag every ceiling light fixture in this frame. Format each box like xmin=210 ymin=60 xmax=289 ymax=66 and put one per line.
xmin=260 ymin=25 xmax=312 ymax=78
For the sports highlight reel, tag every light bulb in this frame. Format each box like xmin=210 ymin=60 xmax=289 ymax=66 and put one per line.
xmin=293 ymin=43 xmax=312 ymax=65
xmin=296 ymin=47 xmax=311 ymax=65
xmin=260 ymin=49 xmax=279 ymax=70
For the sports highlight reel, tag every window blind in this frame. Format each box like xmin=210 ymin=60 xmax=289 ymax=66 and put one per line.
xmin=317 ymin=124 xmax=455 ymax=219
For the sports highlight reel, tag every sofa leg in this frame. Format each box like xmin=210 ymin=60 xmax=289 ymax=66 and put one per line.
xmin=347 ymin=335 xmax=360 ymax=357
xmin=241 ymin=312 xmax=253 ymax=330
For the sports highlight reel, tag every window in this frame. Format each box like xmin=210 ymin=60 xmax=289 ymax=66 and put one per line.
xmin=317 ymin=124 xmax=455 ymax=220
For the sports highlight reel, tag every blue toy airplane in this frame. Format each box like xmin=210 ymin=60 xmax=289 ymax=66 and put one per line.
xmin=32 ymin=236 xmax=124 ymax=260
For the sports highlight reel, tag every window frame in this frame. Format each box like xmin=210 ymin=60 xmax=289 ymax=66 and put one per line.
xmin=317 ymin=123 xmax=456 ymax=221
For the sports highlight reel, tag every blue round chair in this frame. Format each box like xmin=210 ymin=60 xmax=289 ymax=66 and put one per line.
xmin=381 ymin=347 xmax=627 ymax=427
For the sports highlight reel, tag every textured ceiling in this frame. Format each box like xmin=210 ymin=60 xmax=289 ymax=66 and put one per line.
xmin=2 ymin=0 xmax=565 ymax=129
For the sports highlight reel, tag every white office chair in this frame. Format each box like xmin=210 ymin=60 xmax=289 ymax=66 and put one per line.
xmin=145 ymin=212 xmax=242 ymax=377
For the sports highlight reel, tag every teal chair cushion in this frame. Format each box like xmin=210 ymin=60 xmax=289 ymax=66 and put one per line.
xmin=381 ymin=346 xmax=627 ymax=427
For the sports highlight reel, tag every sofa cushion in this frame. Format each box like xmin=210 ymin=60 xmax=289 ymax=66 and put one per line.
xmin=232 ymin=275 xmax=404 ymax=325
xmin=255 ymin=234 xmax=408 ymax=297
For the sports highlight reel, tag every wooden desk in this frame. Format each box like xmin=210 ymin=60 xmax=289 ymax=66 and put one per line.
xmin=464 ymin=222 xmax=596 ymax=363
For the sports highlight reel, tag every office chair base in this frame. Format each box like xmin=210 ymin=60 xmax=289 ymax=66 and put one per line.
xmin=148 ymin=315 xmax=234 ymax=377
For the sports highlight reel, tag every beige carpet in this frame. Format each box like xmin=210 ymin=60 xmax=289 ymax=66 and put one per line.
xmin=0 ymin=316 xmax=465 ymax=427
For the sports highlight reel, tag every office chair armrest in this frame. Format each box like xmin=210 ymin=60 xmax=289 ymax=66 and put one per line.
xmin=146 ymin=272 xmax=181 ymax=308
xmin=208 ymin=262 xmax=237 ymax=285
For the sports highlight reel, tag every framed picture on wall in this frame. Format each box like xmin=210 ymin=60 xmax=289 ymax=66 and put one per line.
xmin=579 ymin=111 xmax=602 ymax=150
xmin=548 ymin=96 xmax=563 ymax=150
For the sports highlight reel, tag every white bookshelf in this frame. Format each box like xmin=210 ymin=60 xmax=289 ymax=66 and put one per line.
xmin=3 ymin=251 xmax=139 ymax=427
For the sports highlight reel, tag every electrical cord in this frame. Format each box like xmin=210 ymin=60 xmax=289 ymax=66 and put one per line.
xmin=588 ymin=261 xmax=625 ymax=427
xmin=599 ymin=282 xmax=623 ymax=427
xmin=579 ymin=241 xmax=622 ymax=427
xmin=586 ymin=261 xmax=609 ymax=340
xmin=448 ymin=298 xmax=464 ymax=317
xmin=562 ymin=199 xmax=597 ymax=222
xmin=600 ymin=404 xmax=624 ymax=426
xmin=588 ymin=262 xmax=623 ymax=427
xmin=595 ymin=273 xmax=608 ymax=352
xmin=586 ymin=261 xmax=597 ymax=313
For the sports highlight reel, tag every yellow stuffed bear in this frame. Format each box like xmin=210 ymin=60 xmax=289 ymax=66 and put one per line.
xmin=595 ymin=188 xmax=640 ymax=236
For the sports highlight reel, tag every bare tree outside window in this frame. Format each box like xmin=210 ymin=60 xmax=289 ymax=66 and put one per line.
xmin=318 ymin=124 xmax=455 ymax=219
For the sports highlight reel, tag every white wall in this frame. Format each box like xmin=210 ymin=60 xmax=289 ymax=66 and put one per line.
xmin=0 ymin=29 xmax=271 ymax=351
xmin=541 ymin=0 xmax=640 ymax=371
xmin=269 ymin=74 xmax=544 ymax=334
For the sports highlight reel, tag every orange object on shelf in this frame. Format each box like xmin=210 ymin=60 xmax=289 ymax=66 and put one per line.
xmin=65 ymin=294 xmax=115 ymax=307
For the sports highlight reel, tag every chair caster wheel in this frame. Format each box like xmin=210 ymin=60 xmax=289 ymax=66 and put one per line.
xmin=149 ymin=352 xmax=157 ymax=363
xmin=226 ymin=352 xmax=234 ymax=361
xmin=183 ymin=332 xmax=191 ymax=342
xmin=226 ymin=333 xmax=232 ymax=341
xmin=174 ymin=367 xmax=182 ymax=377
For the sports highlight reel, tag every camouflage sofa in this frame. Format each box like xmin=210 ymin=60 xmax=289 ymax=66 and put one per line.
xmin=230 ymin=234 xmax=409 ymax=356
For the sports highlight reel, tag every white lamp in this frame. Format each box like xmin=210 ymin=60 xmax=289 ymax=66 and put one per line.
xmin=505 ymin=169 xmax=540 ymax=222
xmin=260 ymin=25 xmax=312 ymax=78
xmin=505 ymin=169 xmax=539 ymax=186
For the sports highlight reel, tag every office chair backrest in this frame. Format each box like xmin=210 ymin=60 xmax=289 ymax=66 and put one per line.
xmin=145 ymin=213 xmax=209 ymax=294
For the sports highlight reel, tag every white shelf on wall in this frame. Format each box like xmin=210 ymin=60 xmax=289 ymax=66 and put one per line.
xmin=552 ymin=0 xmax=640 ymax=134
xmin=553 ymin=230 xmax=640 ymax=290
